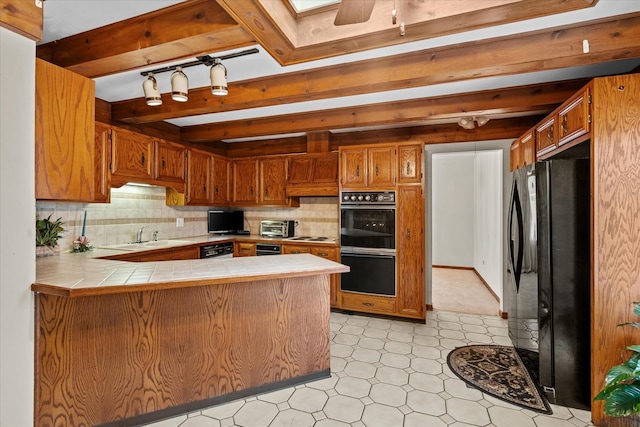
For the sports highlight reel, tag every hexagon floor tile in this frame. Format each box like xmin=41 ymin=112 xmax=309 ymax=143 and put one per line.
xmin=145 ymin=311 xmax=595 ymax=427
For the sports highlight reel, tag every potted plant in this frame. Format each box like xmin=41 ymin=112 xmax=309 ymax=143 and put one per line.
xmin=36 ymin=214 xmax=65 ymax=257
xmin=594 ymin=301 xmax=640 ymax=418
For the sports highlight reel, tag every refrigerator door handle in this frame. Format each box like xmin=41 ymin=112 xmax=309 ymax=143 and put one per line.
xmin=509 ymin=182 xmax=524 ymax=292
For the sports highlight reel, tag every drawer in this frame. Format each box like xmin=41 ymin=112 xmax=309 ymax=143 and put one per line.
xmin=282 ymin=244 xmax=312 ymax=254
xmin=311 ymin=247 xmax=338 ymax=261
xmin=340 ymin=292 xmax=396 ymax=315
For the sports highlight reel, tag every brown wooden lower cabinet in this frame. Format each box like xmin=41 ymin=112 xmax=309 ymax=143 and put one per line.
xmin=282 ymin=244 xmax=340 ymax=307
xmin=234 ymin=242 xmax=256 ymax=257
xmin=34 ymin=275 xmax=331 ymax=426
xmin=339 ymin=292 xmax=397 ymax=315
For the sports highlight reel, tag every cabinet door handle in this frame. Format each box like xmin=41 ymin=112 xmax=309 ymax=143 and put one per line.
xmin=561 ymin=114 xmax=568 ymax=136
xmin=356 ymin=165 xmax=360 ymax=177
xmin=291 ymin=250 xmax=300 ymax=254
xmin=547 ymin=125 xmax=554 ymax=144
xmin=250 ymin=187 xmax=254 ymax=196
xmin=265 ymin=187 xmax=269 ymax=197
xmin=406 ymin=162 xmax=411 ymax=175
xmin=362 ymin=302 xmax=374 ymax=307
xmin=161 ymin=158 xmax=166 ymax=169
xmin=215 ymin=185 xmax=219 ymax=195
xmin=407 ymin=228 xmax=411 ymax=240
xmin=141 ymin=153 xmax=145 ymax=165
xmin=317 ymin=252 xmax=328 ymax=257
xmin=203 ymin=184 xmax=206 ymax=193
xmin=375 ymin=164 xmax=379 ymax=176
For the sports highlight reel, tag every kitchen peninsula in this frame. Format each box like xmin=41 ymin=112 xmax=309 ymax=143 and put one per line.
xmin=32 ymin=248 xmax=348 ymax=427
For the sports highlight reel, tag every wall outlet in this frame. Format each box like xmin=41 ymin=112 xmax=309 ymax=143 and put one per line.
xmin=176 ymin=217 xmax=184 ymax=228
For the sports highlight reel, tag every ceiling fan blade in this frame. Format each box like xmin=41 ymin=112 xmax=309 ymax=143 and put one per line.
xmin=334 ymin=0 xmax=376 ymax=26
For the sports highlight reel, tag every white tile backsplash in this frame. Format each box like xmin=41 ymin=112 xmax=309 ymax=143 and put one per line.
xmin=36 ymin=185 xmax=339 ymax=252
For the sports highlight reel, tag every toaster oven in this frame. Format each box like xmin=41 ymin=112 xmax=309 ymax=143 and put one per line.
xmin=260 ymin=220 xmax=296 ymax=238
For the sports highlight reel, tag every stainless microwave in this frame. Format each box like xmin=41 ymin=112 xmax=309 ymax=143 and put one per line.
xmin=260 ymin=220 xmax=296 ymax=238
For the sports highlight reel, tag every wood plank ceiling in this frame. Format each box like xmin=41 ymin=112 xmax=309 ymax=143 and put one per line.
xmin=36 ymin=0 xmax=640 ymax=151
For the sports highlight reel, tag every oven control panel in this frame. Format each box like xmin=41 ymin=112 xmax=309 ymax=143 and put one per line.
xmin=341 ymin=191 xmax=395 ymax=204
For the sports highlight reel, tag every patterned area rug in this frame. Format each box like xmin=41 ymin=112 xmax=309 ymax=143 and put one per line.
xmin=447 ymin=345 xmax=552 ymax=414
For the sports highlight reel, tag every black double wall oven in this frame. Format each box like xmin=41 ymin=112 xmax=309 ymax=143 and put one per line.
xmin=340 ymin=191 xmax=396 ymax=296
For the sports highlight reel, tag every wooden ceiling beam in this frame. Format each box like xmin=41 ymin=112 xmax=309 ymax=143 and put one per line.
xmin=36 ymin=0 xmax=255 ymax=78
xmin=331 ymin=117 xmax=542 ymax=148
xmin=111 ymin=13 xmax=640 ymax=124
xmin=180 ymin=79 xmax=589 ymax=142
xmin=217 ymin=0 xmax=597 ymax=65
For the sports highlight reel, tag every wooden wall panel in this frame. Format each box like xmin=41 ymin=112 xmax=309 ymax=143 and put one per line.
xmin=591 ymin=74 xmax=640 ymax=427
xmin=35 ymin=277 xmax=330 ymax=426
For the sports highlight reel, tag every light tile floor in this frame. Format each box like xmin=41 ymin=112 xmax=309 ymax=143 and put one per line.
xmin=146 ymin=310 xmax=594 ymax=427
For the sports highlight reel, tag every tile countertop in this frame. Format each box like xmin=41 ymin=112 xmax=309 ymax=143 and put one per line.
xmin=33 ymin=235 xmax=347 ymax=298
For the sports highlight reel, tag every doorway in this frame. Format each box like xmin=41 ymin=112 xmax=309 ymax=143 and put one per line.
xmin=425 ymin=142 xmax=512 ymax=317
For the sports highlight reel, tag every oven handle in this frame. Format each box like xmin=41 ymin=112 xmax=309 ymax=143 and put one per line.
xmin=340 ymin=205 xmax=396 ymax=210
xmin=341 ymin=253 xmax=395 ymax=260
xmin=341 ymin=246 xmax=396 ymax=256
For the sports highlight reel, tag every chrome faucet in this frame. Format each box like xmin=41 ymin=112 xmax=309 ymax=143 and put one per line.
xmin=152 ymin=230 xmax=159 ymax=241
xmin=135 ymin=226 xmax=147 ymax=243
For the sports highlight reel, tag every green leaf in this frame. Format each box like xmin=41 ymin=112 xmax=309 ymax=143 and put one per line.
xmin=629 ymin=345 xmax=640 ymax=354
xmin=634 ymin=302 xmax=640 ymax=317
xmin=603 ymin=384 xmax=640 ymax=417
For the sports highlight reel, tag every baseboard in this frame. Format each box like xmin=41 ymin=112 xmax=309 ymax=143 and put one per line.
xmin=432 ymin=265 xmax=474 ymax=271
xmin=472 ymin=268 xmax=500 ymax=303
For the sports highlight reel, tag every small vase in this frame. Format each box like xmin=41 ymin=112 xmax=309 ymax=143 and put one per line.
xmin=36 ymin=245 xmax=59 ymax=257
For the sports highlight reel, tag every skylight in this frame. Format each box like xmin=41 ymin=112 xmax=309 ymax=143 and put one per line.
xmin=289 ymin=0 xmax=340 ymax=12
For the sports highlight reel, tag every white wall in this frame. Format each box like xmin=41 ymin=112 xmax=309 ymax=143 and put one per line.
xmin=0 ymin=27 xmax=36 ymax=426
xmin=425 ymin=140 xmax=513 ymax=312
xmin=431 ymin=152 xmax=475 ymax=267
xmin=473 ymin=150 xmax=504 ymax=301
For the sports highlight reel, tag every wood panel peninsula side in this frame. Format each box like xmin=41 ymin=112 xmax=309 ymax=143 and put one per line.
xmin=32 ymin=253 xmax=348 ymax=427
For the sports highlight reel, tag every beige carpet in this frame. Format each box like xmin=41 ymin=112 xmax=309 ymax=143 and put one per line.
xmin=432 ymin=267 xmax=500 ymax=316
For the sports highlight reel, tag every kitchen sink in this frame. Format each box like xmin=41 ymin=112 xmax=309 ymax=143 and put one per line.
xmin=99 ymin=240 xmax=191 ymax=251
xmin=142 ymin=240 xmax=191 ymax=247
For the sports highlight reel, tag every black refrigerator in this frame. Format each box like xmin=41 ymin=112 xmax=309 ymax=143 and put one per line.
xmin=507 ymin=159 xmax=591 ymax=410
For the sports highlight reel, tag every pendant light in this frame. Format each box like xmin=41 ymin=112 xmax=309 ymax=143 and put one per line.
xmin=142 ymin=73 xmax=162 ymax=106
xmin=210 ymin=58 xmax=228 ymax=96
xmin=170 ymin=66 xmax=188 ymax=102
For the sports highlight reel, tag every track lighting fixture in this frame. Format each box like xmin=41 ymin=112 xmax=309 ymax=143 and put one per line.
xmin=142 ymin=73 xmax=162 ymax=106
xmin=140 ymin=48 xmax=259 ymax=106
xmin=458 ymin=116 xmax=490 ymax=129
xmin=170 ymin=67 xmax=188 ymax=102
xmin=210 ymin=58 xmax=228 ymax=96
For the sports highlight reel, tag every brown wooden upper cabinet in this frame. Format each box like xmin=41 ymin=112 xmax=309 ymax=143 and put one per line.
xmin=166 ymin=149 xmax=228 ymax=207
xmin=558 ymin=88 xmax=591 ymax=147
xmin=94 ymin=122 xmax=112 ymax=203
xmin=286 ymin=152 xmax=339 ymax=196
xmin=232 ymin=156 xmax=298 ymax=207
xmin=232 ymin=159 xmax=259 ymax=205
xmin=212 ymin=156 xmax=230 ymax=206
xmin=340 ymin=144 xmax=419 ymax=188
xmin=396 ymin=144 xmax=423 ymax=184
xmin=110 ymin=127 xmax=154 ymax=185
xmin=154 ymin=140 xmax=186 ymax=186
xmin=35 ymin=59 xmax=95 ymax=202
xmin=510 ymin=130 xmax=535 ymax=172
xmin=368 ymin=146 xmax=396 ymax=187
xmin=535 ymin=116 xmax=557 ymax=158
xmin=185 ymin=149 xmax=213 ymax=205
xmin=340 ymin=147 xmax=367 ymax=188
xmin=260 ymin=157 xmax=288 ymax=205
